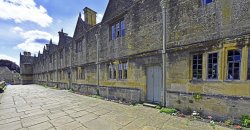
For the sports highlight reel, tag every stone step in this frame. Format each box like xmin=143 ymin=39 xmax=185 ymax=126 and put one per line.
xmin=143 ymin=103 xmax=157 ymax=108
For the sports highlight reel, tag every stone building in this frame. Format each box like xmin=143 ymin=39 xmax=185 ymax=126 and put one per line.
xmin=20 ymin=0 xmax=250 ymax=120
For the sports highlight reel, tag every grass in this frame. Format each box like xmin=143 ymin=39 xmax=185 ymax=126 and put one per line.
xmin=89 ymin=95 xmax=103 ymax=99
xmin=160 ymin=108 xmax=177 ymax=114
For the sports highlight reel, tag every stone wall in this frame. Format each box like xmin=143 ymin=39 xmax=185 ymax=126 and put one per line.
xmin=167 ymin=0 xmax=250 ymax=48
xmin=166 ymin=35 xmax=250 ymax=119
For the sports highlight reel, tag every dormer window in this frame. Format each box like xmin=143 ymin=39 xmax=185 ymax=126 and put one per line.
xmin=111 ymin=19 xmax=125 ymax=40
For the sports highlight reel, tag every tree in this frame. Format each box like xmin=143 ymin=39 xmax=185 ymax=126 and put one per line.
xmin=0 ymin=59 xmax=20 ymax=73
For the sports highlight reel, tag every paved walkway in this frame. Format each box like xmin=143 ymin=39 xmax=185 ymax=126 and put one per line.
xmin=0 ymin=85 xmax=232 ymax=130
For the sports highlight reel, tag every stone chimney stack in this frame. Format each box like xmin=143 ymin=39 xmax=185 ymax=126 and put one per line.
xmin=23 ymin=51 xmax=31 ymax=56
xmin=83 ymin=7 xmax=97 ymax=26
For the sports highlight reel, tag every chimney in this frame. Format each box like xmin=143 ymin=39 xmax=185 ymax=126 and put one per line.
xmin=23 ymin=51 xmax=31 ymax=56
xmin=83 ymin=7 xmax=97 ymax=26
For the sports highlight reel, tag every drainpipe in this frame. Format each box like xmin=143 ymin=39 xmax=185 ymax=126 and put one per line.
xmin=160 ymin=0 xmax=168 ymax=107
xmin=69 ymin=44 xmax=72 ymax=90
xmin=95 ymin=33 xmax=100 ymax=95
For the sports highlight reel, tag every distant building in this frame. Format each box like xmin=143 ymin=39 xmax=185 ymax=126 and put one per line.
xmin=20 ymin=0 xmax=250 ymax=120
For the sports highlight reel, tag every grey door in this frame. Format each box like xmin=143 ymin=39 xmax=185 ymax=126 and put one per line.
xmin=147 ymin=66 xmax=162 ymax=103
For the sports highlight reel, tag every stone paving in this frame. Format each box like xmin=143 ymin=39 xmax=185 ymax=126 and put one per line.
xmin=0 ymin=85 xmax=232 ymax=130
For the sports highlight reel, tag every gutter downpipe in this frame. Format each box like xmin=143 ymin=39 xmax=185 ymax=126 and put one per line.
xmin=161 ymin=0 xmax=167 ymax=107
xmin=95 ymin=33 xmax=100 ymax=95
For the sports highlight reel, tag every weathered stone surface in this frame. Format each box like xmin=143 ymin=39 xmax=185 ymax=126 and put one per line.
xmin=49 ymin=116 xmax=74 ymax=127
xmin=0 ymin=85 xmax=232 ymax=130
xmin=27 ymin=121 xmax=53 ymax=130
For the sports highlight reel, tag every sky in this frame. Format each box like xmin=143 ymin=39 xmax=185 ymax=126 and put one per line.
xmin=0 ymin=0 xmax=109 ymax=65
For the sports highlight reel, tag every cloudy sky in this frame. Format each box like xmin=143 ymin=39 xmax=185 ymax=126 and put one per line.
xmin=0 ymin=0 xmax=109 ymax=64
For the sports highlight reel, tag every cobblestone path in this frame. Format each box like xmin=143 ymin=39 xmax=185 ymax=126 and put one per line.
xmin=0 ymin=85 xmax=232 ymax=130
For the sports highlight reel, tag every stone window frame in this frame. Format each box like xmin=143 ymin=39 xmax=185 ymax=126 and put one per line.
xmin=113 ymin=64 xmax=116 ymax=80
xmin=108 ymin=63 xmax=113 ymax=80
xmin=118 ymin=63 xmax=123 ymax=80
xmin=108 ymin=61 xmax=128 ymax=81
xmin=192 ymin=54 xmax=203 ymax=80
xmin=110 ymin=19 xmax=125 ymax=40
xmin=207 ymin=52 xmax=219 ymax=80
xmin=226 ymin=49 xmax=242 ymax=80
xmin=123 ymin=62 xmax=128 ymax=80
xmin=75 ymin=40 xmax=82 ymax=53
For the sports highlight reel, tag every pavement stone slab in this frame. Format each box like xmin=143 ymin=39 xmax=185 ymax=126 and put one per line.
xmin=0 ymin=85 xmax=233 ymax=130
xmin=49 ymin=115 xmax=74 ymax=127
xmin=0 ymin=117 xmax=20 ymax=125
xmin=83 ymin=117 xmax=122 ymax=130
xmin=21 ymin=116 xmax=49 ymax=127
xmin=0 ymin=121 xmax=22 ymax=130
xmin=55 ymin=121 xmax=83 ymax=130
xmin=27 ymin=121 xmax=54 ymax=130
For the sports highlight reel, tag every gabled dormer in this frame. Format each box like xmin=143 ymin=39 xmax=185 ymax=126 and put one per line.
xmin=73 ymin=9 xmax=94 ymax=39
xmin=102 ymin=0 xmax=135 ymax=23
xmin=58 ymin=28 xmax=73 ymax=47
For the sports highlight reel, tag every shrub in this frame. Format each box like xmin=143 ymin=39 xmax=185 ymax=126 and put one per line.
xmin=156 ymin=105 xmax=162 ymax=109
xmin=160 ymin=108 xmax=177 ymax=114
xmin=241 ymin=115 xmax=250 ymax=128
xmin=193 ymin=93 xmax=202 ymax=100
xmin=0 ymin=82 xmax=6 ymax=93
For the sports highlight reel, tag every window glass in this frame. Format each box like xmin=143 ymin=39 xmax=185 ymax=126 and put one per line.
xmin=110 ymin=19 xmax=125 ymax=40
xmin=193 ymin=54 xmax=203 ymax=80
xmin=207 ymin=53 xmax=218 ymax=80
xmin=116 ymin=22 xmax=120 ymax=37
xmin=111 ymin=25 xmax=115 ymax=40
xmin=109 ymin=64 xmax=112 ymax=79
xmin=113 ymin=64 xmax=116 ymax=79
xmin=123 ymin=62 xmax=127 ymax=79
xmin=227 ymin=50 xmax=241 ymax=80
xmin=118 ymin=64 xmax=122 ymax=80
xmin=121 ymin=20 xmax=125 ymax=37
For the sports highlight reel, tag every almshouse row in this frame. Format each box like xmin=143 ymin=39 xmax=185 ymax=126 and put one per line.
xmin=20 ymin=0 xmax=250 ymax=120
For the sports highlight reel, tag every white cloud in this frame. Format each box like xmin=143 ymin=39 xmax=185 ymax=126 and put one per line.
xmin=12 ymin=26 xmax=23 ymax=33
xmin=96 ymin=13 xmax=103 ymax=23
xmin=0 ymin=0 xmax=53 ymax=27
xmin=0 ymin=54 xmax=19 ymax=64
xmin=13 ymin=27 xmax=58 ymax=54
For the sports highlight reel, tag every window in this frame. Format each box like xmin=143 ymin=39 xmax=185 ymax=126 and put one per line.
xmin=248 ymin=49 xmax=250 ymax=80
xmin=227 ymin=50 xmax=241 ymax=80
xmin=59 ymin=50 xmax=63 ymax=59
xmin=118 ymin=64 xmax=122 ymax=80
xmin=80 ymin=67 xmax=85 ymax=80
xmin=203 ymin=0 xmax=213 ymax=5
xmin=123 ymin=62 xmax=127 ymax=79
xmin=207 ymin=53 xmax=218 ymax=80
xmin=121 ymin=20 xmax=125 ymax=37
xmin=111 ymin=19 xmax=125 ymax=40
xmin=111 ymin=25 xmax=116 ymax=40
xmin=193 ymin=54 xmax=203 ymax=80
xmin=116 ymin=22 xmax=120 ymax=37
xmin=109 ymin=64 xmax=112 ymax=79
xmin=50 ymin=73 xmax=53 ymax=81
xmin=49 ymin=55 xmax=52 ymax=63
xmin=76 ymin=42 xmax=79 ymax=53
xmin=113 ymin=64 xmax=116 ymax=79
xmin=76 ymin=41 xmax=82 ymax=53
